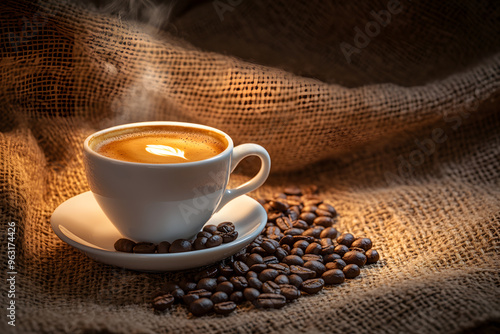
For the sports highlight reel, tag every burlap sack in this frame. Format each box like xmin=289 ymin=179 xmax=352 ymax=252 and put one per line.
xmin=1 ymin=0 xmax=499 ymax=333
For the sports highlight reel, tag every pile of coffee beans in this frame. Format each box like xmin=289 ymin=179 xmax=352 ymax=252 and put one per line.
xmin=152 ymin=185 xmax=380 ymax=316
xmin=114 ymin=222 xmax=239 ymax=253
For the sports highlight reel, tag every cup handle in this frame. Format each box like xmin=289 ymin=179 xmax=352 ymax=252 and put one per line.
xmin=215 ymin=143 xmax=271 ymax=212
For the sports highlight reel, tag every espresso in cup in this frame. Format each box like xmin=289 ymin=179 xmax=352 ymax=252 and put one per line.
xmin=92 ymin=126 xmax=227 ymax=164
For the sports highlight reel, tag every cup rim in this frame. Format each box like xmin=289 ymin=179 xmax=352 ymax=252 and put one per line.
xmin=84 ymin=121 xmax=234 ymax=167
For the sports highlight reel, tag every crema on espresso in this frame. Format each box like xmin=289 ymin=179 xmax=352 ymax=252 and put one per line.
xmin=92 ymin=126 xmax=227 ymax=164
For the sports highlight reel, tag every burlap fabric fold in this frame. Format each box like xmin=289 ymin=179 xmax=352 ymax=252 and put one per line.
xmin=1 ymin=0 xmax=499 ymax=333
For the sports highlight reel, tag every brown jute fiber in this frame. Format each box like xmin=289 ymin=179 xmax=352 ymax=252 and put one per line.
xmin=1 ymin=0 xmax=499 ymax=333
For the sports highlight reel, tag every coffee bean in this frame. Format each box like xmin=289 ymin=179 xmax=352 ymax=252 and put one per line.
xmin=315 ymin=209 xmax=332 ymax=217
xmin=302 ymin=205 xmax=317 ymax=213
xmin=261 ymin=240 xmax=277 ymax=253
xmin=343 ymin=251 xmax=367 ymax=267
xmin=269 ymin=200 xmax=289 ymax=212
xmin=292 ymin=220 xmax=309 ymax=230
xmin=273 ymin=192 xmax=287 ymax=199
xmin=288 ymin=274 xmax=303 ymax=288
xmin=233 ymin=261 xmax=250 ymax=276
xmin=114 ymin=238 xmax=136 ymax=252
xmin=259 ymin=269 xmax=279 ymax=282
xmin=300 ymin=278 xmax=324 ymax=294
xmin=333 ymin=244 xmax=349 ymax=257
xmin=262 ymin=281 xmax=281 ymax=294
xmin=299 ymin=212 xmax=317 ymax=225
xmin=284 ymin=186 xmax=302 ymax=196
xmin=206 ymin=235 xmax=223 ymax=248
xmin=189 ymin=298 xmax=213 ymax=316
xmin=217 ymin=276 xmax=228 ymax=283
xmin=153 ymin=294 xmax=174 ymax=311
xmin=216 ymin=281 xmax=234 ymax=294
xmin=352 ymin=238 xmax=373 ymax=251
xmin=276 ymin=217 xmax=293 ymax=231
xmin=249 ymin=263 xmax=267 ymax=272
xmin=197 ymin=278 xmax=217 ymax=292
xmin=319 ymin=238 xmax=333 ymax=248
xmin=284 ymin=228 xmax=304 ymax=236
xmin=325 ymin=259 xmax=346 ymax=271
xmin=343 ymin=264 xmax=361 ymax=279
xmin=133 ymin=242 xmax=156 ymax=253
xmin=203 ymin=225 xmax=218 ymax=234
xmin=323 ymin=253 xmax=342 ymax=263
xmin=305 ymin=242 xmax=322 ymax=254
xmin=366 ymin=249 xmax=380 ymax=263
xmin=230 ymin=276 xmax=248 ymax=290
xmin=197 ymin=231 xmax=212 ymax=238
xmin=274 ymin=274 xmax=289 ymax=285
xmin=266 ymin=225 xmax=282 ymax=237
xmin=248 ymin=277 xmax=263 ymax=290
xmin=320 ymin=245 xmax=335 ymax=256
xmin=275 ymin=247 xmax=288 ymax=261
xmin=210 ymin=291 xmax=228 ymax=304
xmin=217 ymin=222 xmax=235 ymax=233
xmin=246 ymin=253 xmax=264 ymax=267
xmin=169 ymin=239 xmax=192 ymax=253
xmin=214 ymin=301 xmax=237 ymax=315
xmin=243 ymin=287 xmax=260 ymax=301
xmin=301 ymin=254 xmax=323 ymax=263
xmin=267 ymin=263 xmax=290 ymax=275
xmin=170 ymin=288 xmax=185 ymax=301
xmin=287 ymin=208 xmax=300 ymax=221
xmin=337 ymin=233 xmax=355 ymax=247
xmin=290 ymin=247 xmax=304 ymax=257
xmin=219 ymin=265 xmax=234 ymax=277
xmin=303 ymin=260 xmax=326 ymax=277
xmin=229 ymin=291 xmax=244 ymax=303
xmin=179 ymin=280 xmax=197 ymax=293
xmin=318 ymin=203 xmax=337 ymax=217
xmin=220 ymin=230 xmax=238 ymax=243
xmin=194 ymin=265 xmax=219 ymax=281
xmin=319 ymin=227 xmax=338 ymax=239
xmin=293 ymin=240 xmax=310 ymax=250
xmin=279 ymin=235 xmax=294 ymax=246
xmin=282 ymin=255 xmax=304 ymax=266
xmin=193 ymin=237 xmax=208 ymax=250
xmin=246 ymin=271 xmax=258 ymax=279
xmin=313 ymin=217 xmax=333 ymax=228
xmin=322 ymin=269 xmax=345 ymax=285
xmin=267 ymin=212 xmax=283 ymax=222
xmin=280 ymin=284 xmax=300 ymax=301
xmin=292 ymin=235 xmax=315 ymax=243
xmin=157 ymin=241 xmax=171 ymax=253
xmin=254 ymin=293 xmax=286 ymax=309
xmin=302 ymin=185 xmax=319 ymax=195
xmin=290 ymin=265 xmax=316 ymax=280
xmin=263 ymin=256 xmax=279 ymax=265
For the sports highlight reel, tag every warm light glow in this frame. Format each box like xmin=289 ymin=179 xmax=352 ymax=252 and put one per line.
xmin=145 ymin=144 xmax=187 ymax=159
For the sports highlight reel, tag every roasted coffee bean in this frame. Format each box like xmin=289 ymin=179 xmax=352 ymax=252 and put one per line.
xmin=301 ymin=254 xmax=323 ymax=263
xmin=302 ymin=185 xmax=319 ymax=195
xmin=189 ymin=298 xmax=213 ymax=316
xmin=281 ymin=244 xmax=292 ymax=253
xmin=170 ymin=288 xmax=185 ymax=301
xmin=334 ymin=244 xmax=349 ymax=257
xmin=280 ymin=284 xmax=300 ymax=301
xmin=216 ymin=281 xmax=234 ymax=294
xmin=233 ymin=261 xmax=250 ymax=276
xmin=221 ymin=230 xmax=238 ymax=243
xmin=254 ymin=293 xmax=286 ymax=309
xmin=302 ymin=228 xmax=319 ymax=238
xmin=263 ymin=256 xmax=279 ymax=265
xmin=219 ymin=265 xmax=234 ymax=277
xmin=269 ymin=200 xmax=289 ymax=212
xmin=343 ymin=264 xmax=361 ymax=279
xmin=303 ymin=260 xmax=326 ymax=277
xmin=315 ymin=209 xmax=332 ymax=217
xmin=279 ymin=235 xmax=294 ymax=246
xmin=251 ymin=246 xmax=267 ymax=255
xmin=319 ymin=238 xmax=333 ymax=248
xmin=229 ymin=276 xmax=248 ymax=291
xmin=261 ymin=240 xmax=277 ymax=253
xmin=214 ymin=301 xmax=237 ymax=315
xmin=229 ymin=291 xmax=244 ymax=303
xmin=290 ymin=248 xmax=304 ymax=257
xmin=133 ymin=242 xmax=156 ymax=253
xmin=157 ymin=241 xmax=171 ymax=253
xmin=194 ymin=266 xmax=219 ymax=281
xmin=302 ymin=205 xmax=317 ymax=213
xmin=243 ymin=287 xmax=260 ymax=301
xmin=246 ymin=271 xmax=258 ymax=279
xmin=168 ymin=239 xmax=191 ymax=253
xmin=248 ymin=277 xmax=263 ymax=290
xmin=197 ymin=278 xmax=217 ymax=292
xmin=289 ymin=265 xmax=316 ymax=280
xmin=286 ymin=197 xmax=302 ymax=206
xmin=323 ymin=253 xmax=342 ymax=263
xmin=203 ymin=224 xmax=218 ymax=234
xmin=322 ymin=269 xmax=345 ymax=285
xmin=267 ymin=263 xmax=290 ymax=275
xmin=274 ymin=274 xmax=289 ymax=285
xmin=325 ymin=259 xmax=347 ymax=271
xmin=161 ymin=282 xmax=180 ymax=293
xmin=366 ymin=249 xmax=380 ymax=264
xmin=319 ymin=227 xmax=338 ymax=239
xmin=275 ymin=247 xmax=288 ymax=261
xmin=337 ymin=233 xmax=355 ymax=247
xmin=273 ymin=192 xmax=287 ymax=199
xmin=276 ymin=217 xmax=293 ymax=231
xmin=246 ymin=253 xmax=264 ymax=266
xmin=217 ymin=276 xmax=228 ymax=283
xmin=284 ymin=228 xmax=304 ymax=236
xmin=318 ymin=203 xmax=337 ymax=217
xmin=179 ymin=280 xmax=197 ymax=293
xmin=206 ymin=235 xmax=223 ymax=248
xmin=188 ymin=289 xmax=212 ymax=299
xmin=343 ymin=251 xmax=367 ymax=267
xmin=183 ymin=293 xmax=200 ymax=305
xmin=313 ymin=217 xmax=333 ymax=228
xmin=320 ymin=245 xmax=335 ymax=256
xmin=287 ymin=208 xmax=300 ymax=221
xmin=193 ymin=237 xmax=208 ymax=250
xmin=264 ymin=238 xmax=281 ymax=249
xmin=235 ymin=252 xmax=249 ymax=263
xmin=293 ymin=235 xmax=315 ymax=243
xmin=210 ymin=291 xmax=229 ymax=304
xmin=249 ymin=263 xmax=267 ymax=272
xmin=217 ymin=222 xmax=235 ymax=233
xmin=352 ymin=238 xmax=373 ymax=251
xmin=153 ymin=294 xmax=174 ymax=311
xmin=268 ymin=234 xmax=281 ymax=242
xmin=305 ymin=242 xmax=322 ymax=254
xmin=349 ymin=247 xmax=366 ymax=254
xmin=292 ymin=220 xmax=309 ymax=230
xmin=197 ymin=231 xmax=212 ymax=238
xmin=259 ymin=269 xmax=279 ymax=282
xmin=300 ymin=278 xmax=325 ymax=294
xmin=299 ymin=212 xmax=317 ymax=225
xmin=293 ymin=240 xmax=310 ymax=250
xmin=284 ymin=186 xmax=302 ymax=196
xmin=288 ymin=274 xmax=303 ymax=288
xmin=262 ymin=281 xmax=281 ymax=294
xmin=267 ymin=212 xmax=283 ymax=222
xmin=282 ymin=255 xmax=304 ymax=266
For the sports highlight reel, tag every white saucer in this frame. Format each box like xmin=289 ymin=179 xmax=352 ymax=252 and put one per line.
xmin=50 ymin=191 xmax=267 ymax=272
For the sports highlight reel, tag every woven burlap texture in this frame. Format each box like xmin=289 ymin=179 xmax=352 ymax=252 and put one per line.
xmin=1 ymin=0 xmax=499 ymax=333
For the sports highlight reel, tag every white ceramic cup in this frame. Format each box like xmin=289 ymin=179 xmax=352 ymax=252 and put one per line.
xmin=83 ymin=121 xmax=271 ymax=243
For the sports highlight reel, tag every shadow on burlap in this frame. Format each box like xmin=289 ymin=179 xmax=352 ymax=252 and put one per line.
xmin=0 ymin=0 xmax=499 ymax=333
